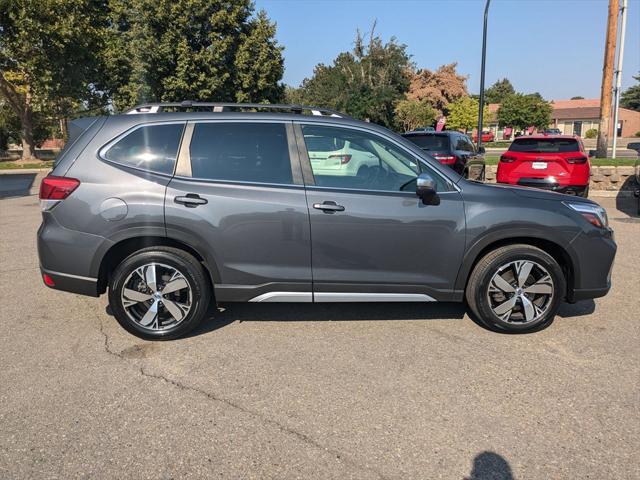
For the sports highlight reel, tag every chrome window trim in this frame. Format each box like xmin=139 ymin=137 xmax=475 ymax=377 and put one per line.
xmin=296 ymin=121 xmax=460 ymax=193
xmin=175 ymin=122 xmax=194 ymax=177
xmin=97 ymin=121 xmax=187 ymax=175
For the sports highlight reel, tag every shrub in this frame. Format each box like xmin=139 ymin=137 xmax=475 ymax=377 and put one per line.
xmin=585 ymin=128 xmax=598 ymax=139
xmin=634 ymin=131 xmax=640 ymax=137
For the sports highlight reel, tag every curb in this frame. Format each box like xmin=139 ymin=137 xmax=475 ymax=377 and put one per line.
xmin=0 ymin=169 xmax=51 ymax=174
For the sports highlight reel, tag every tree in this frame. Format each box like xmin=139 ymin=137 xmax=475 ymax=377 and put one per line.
xmin=484 ymin=78 xmax=515 ymax=104
xmin=394 ymin=99 xmax=436 ymax=132
xmin=296 ymin=25 xmax=412 ymax=128
xmin=105 ymin=0 xmax=284 ymax=111
xmin=497 ymin=93 xmax=553 ymax=130
xmin=446 ymin=97 xmax=489 ymax=133
xmin=406 ymin=63 xmax=468 ymax=115
xmin=620 ymin=72 xmax=640 ymax=112
xmin=571 ymin=96 xmax=585 ymax=100
xmin=0 ymin=0 xmax=108 ymax=161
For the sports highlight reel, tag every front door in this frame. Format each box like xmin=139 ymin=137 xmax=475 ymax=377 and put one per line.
xmin=296 ymin=123 xmax=466 ymax=302
xmin=165 ymin=121 xmax=312 ymax=302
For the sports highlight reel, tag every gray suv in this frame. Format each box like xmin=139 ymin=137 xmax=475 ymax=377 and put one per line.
xmin=38 ymin=102 xmax=616 ymax=339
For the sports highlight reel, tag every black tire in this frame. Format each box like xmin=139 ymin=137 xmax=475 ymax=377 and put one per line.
xmin=465 ymin=244 xmax=565 ymax=333
xmin=581 ymin=186 xmax=590 ymax=198
xmin=108 ymin=246 xmax=211 ymax=340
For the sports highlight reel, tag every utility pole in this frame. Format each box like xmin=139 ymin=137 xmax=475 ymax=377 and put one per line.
xmin=476 ymin=0 xmax=491 ymax=152
xmin=596 ymin=0 xmax=619 ymax=158
xmin=611 ymin=0 xmax=627 ymax=159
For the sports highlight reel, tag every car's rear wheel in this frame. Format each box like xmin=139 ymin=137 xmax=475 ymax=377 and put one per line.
xmin=466 ymin=244 xmax=565 ymax=333
xmin=108 ymin=247 xmax=211 ymax=340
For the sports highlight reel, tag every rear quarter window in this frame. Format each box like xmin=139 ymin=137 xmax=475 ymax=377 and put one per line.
xmin=509 ymin=138 xmax=580 ymax=153
xmin=102 ymin=123 xmax=185 ymax=175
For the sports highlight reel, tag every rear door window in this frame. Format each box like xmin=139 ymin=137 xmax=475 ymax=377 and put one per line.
xmin=189 ymin=122 xmax=293 ymax=185
xmin=509 ymin=138 xmax=580 ymax=153
xmin=102 ymin=123 xmax=185 ymax=175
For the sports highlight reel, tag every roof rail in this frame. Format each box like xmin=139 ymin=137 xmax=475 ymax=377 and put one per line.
xmin=125 ymin=101 xmax=350 ymax=118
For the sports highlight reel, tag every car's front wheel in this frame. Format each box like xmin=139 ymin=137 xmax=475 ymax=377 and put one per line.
xmin=466 ymin=244 xmax=565 ymax=333
xmin=108 ymin=247 xmax=211 ymax=340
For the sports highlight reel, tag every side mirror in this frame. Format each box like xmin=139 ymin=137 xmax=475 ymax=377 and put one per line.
xmin=478 ymin=146 xmax=486 ymax=154
xmin=416 ymin=173 xmax=438 ymax=205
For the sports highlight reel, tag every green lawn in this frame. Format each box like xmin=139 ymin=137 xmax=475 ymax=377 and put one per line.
xmin=484 ymin=156 xmax=636 ymax=166
xmin=0 ymin=160 xmax=54 ymax=170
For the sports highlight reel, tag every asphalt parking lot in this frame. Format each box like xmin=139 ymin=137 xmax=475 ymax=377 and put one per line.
xmin=0 ymin=176 xmax=638 ymax=479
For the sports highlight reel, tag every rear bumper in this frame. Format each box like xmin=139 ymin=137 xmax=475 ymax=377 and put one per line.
xmin=40 ymin=267 xmax=99 ymax=297
xmin=37 ymin=212 xmax=107 ymax=297
xmin=499 ymin=178 xmax=588 ymax=196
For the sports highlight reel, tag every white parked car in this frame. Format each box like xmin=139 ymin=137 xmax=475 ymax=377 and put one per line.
xmin=305 ymin=135 xmax=379 ymax=176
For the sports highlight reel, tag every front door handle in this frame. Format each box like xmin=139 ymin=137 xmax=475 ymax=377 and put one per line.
xmin=174 ymin=194 xmax=208 ymax=208
xmin=313 ymin=201 xmax=345 ymax=212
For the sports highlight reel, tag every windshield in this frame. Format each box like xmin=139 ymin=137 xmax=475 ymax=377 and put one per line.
xmin=403 ymin=134 xmax=450 ymax=151
xmin=509 ymin=138 xmax=580 ymax=153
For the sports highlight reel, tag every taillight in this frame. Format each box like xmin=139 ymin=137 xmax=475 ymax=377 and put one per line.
xmin=40 ymin=176 xmax=80 ymax=200
xmin=500 ymin=154 xmax=517 ymax=163
xmin=39 ymin=175 xmax=80 ymax=211
xmin=328 ymin=154 xmax=352 ymax=164
xmin=566 ymin=156 xmax=587 ymax=164
xmin=433 ymin=154 xmax=456 ymax=165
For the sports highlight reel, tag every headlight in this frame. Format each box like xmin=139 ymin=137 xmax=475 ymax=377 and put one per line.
xmin=564 ymin=202 xmax=609 ymax=228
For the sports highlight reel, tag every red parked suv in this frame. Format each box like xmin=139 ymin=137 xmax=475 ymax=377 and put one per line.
xmin=497 ymin=135 xmax=591 ymax=197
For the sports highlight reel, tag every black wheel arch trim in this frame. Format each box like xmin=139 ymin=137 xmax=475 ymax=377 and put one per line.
xmin=92 ymin=226 xmax=222 ymax=294
xmin=454 ymin=229 xmax=580 ymax=295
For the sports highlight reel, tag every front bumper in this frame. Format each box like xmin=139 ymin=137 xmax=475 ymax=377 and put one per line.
xmin=567 ymin=228 xmax=616 ymax=302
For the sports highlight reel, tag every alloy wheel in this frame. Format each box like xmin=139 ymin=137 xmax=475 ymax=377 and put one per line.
xmin=120 ymin=262 xmax=192 ymax=331
xmin=486 ymin=260 xmax=554 ymax=324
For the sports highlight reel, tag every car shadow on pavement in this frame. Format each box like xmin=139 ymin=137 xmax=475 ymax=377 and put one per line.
xmin=615 ymin=177 xmax=639 ymax=218
xmin=464 ymin=451 xmax=514 ymax=480
xmin=187 ymin=302 xmax=468 ymax=337
xmin=557 ymin=299 xmax=596 ymax=318
xmin=0 ymin=173 xmax=37 ymax=198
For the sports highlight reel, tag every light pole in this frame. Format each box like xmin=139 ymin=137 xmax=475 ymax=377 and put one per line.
xmin=477 ymin=0 xmax=491 ymax=151
xmin=612 ymin=0 xmax=627 ymax=159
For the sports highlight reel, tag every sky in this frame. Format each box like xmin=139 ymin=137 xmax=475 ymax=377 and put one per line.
xmin=254 ymin=0 xmax=640 ymax=101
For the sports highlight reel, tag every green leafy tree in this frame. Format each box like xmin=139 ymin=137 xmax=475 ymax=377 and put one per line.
xmin=620 ymin=72 xmax=640 ymax=112
xmin=0 ymin=0 xmax=108 ymax=160
xmin=394 ymin=99 xmax=436 ymax=132
xmin=497 ymin=93 xmax=553 ymax=130
xmin=446 ymin=96 xmax=489 ymax=133
xmin=484 ymin=78 xmax=515 ymax=104
xmin=296 ymin=25 xmax=412 ymax=128
xmin=105 ymin=0 xmax=284 ymax=111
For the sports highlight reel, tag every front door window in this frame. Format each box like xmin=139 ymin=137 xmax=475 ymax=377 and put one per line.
xmin=301 ymin=125 xmax=430 ymax=192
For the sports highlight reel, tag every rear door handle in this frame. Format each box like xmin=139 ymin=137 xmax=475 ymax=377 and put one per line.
xmin=174 ymin=194 xmax=208 ymax=208
xmin=313 ymin=201 xmax=345 ymax=212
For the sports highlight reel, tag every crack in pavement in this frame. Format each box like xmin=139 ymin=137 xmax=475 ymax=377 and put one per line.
xmin=92 ymin=310 xmax=388 ymax=480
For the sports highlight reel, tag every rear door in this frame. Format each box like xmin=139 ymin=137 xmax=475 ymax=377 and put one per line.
xmin=164 ymin=120 xmax=312 ymax=302
xmin=296 ymin=123 xmax=466 ymax=301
